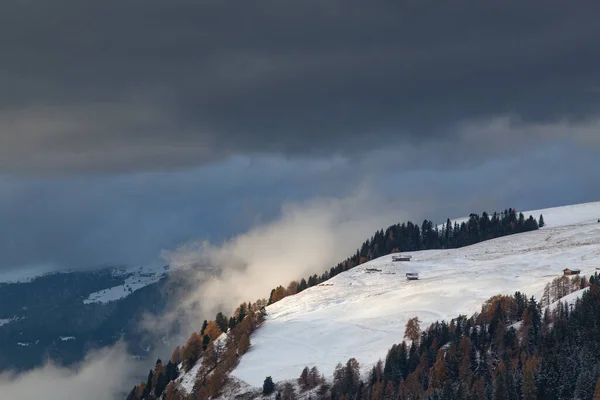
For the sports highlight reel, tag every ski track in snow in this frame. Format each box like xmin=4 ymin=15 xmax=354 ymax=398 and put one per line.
xmin=232 ymin=201 xmax=600 ymax=387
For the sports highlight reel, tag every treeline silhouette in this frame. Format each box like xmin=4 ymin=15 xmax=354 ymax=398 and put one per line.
xmin=269 ymin=209 xmax=543 ymax=304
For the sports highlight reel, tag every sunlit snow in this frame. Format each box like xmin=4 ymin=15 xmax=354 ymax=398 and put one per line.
xmin=232 ymin=201 xmax=600 ymax=387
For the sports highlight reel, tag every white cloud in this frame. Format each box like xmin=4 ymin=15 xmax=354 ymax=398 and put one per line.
xmin=155 ymin=189 xmax=408 ymax=337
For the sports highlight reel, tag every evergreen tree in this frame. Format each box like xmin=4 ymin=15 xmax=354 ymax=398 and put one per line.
xmin=522 ymin=356 xmax=538 ymax=400
xmin=494 ymin=362 xmax=508 ymax=400
xmin=126 ymin=387 xmax=137 ymax=400
xmin=202 ymin=334 xmax=211 ymax=351
xmin=518 ymin=212 xmax=526 ymax=232
xmin=237 ymin=303 xmax=247 ymax=322
xmin=154 ymin=373 xmax=169 ymax=397
xmin=165 ymin=360 xmax=179 ymax=382
xmin=143 ymin=369 xmax=153 ymax=398
xmin=539 ymin=214 xmax=545 ymax=228
xmin=263 ymin=376 xmax=275 ymax=395
xmin=215 ymin=312 xmax=228 ymax=333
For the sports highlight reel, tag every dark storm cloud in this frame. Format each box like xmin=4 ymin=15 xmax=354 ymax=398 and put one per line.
xmin=1 ymin=0 xmax=600 ymax=172
xmin=1 ymin=135 xmax=599 ymax=274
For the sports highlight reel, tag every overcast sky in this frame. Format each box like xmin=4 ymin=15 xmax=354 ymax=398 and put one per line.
xmin=1 ymin=1 xmax=599 ymax=274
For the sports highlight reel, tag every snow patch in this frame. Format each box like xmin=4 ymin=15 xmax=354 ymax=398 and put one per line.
xmin=0 ymin=316 xmax=25 ymax=327
xmin=60 ymin=336 xmax=76 ymax=341
xmin=546 ymin=287 xmax=590 ymax=312
xmin=179 ymin=360 xmax=202 ymax=394
xmin=83 ymin=267 xmax=165 ymax=304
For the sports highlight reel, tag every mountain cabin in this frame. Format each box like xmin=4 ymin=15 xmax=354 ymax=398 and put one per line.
xmin=392 ymin=255 xmax=412 ymax=262
xmin=563 ymin=268 xmax=581 ymax=276
xmin=406 ymin=272 xmax=419 ymax=280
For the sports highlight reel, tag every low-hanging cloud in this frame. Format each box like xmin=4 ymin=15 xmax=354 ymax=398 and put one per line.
xmin=155 ymin=190 xmax=412 ymax=337
xmin=0 ymin=342 xmax=138 ymax=400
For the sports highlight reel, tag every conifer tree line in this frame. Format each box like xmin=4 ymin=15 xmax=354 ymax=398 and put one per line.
xmin=268 ymin=210 xmax=543 ymax=305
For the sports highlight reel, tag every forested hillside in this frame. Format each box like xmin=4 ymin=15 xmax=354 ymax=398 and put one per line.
xmin=126 ymin=207 xmax=544 ymax=399
xmin=268 ymin=209 xmax=542 ymax=304
xmin=305 ymin=272 xmax=600 ymax=400
xmin=0 ymin=268 xmax=170 ymax=372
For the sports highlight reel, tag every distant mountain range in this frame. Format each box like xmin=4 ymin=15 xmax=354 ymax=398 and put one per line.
xmin=0 ymin=264 xmax=172 ymax=372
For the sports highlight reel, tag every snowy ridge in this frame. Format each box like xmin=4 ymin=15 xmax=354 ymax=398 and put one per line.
xmin=231 ymin=201 xmax=600 ymax=387
xmin=439 ymin=201 xmax=600 ymax=230
xmin=82 ymin=265 xmax=167 ymax=304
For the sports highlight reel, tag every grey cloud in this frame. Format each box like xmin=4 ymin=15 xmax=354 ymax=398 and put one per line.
xmin=1 ymin=1 xmax=599 ymax=172
xmin=0 ymin=155 xmax=360 ymax=272
xmin=2 ymin=118 xmax=597 ymax=274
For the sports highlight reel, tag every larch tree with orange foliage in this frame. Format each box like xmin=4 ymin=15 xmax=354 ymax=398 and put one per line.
xmin=206 ymin=368 xmax=226 ymax=398
xmin=204 ymin=320 xmax=222 ymax=341
xmin=383 ymin=381 xmax=395 ymax=400
xmin=164 ymin=381 xmax=184 ymax=400
xmin=269 ymin=285 xmax=288 ymax=304
xmin=404 ymin=316 xmax=421 ymax=343
xmin=429 ymin=349 xmax=448 ymax=392
xmin=238 ymin=332 xmax=251 ymax=355
xmin=170 ymin=346 xmax=181 ymax=365
xmin=458 ymin=336 xmax=471 ymax=384
xmin=371 ymin=381 xmax=383 ymax=400
xmin=182 ymin=332 xmax=203 ymax=372
xmin=287 ymin=281 xmax=298 ymax=295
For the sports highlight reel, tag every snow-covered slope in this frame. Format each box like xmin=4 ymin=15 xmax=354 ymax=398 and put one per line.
xmin=232 ymin=202 xmax=600 ymax=387
xmin=82 ymin=266 xmax=166 ymax=304
xmin=546 ymin=287 xmax=590 ymax=312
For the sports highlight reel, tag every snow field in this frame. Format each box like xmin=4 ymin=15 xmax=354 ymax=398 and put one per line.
xmin=231 ymin=202 xmax=600 ymax=387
